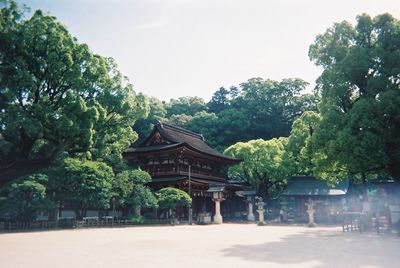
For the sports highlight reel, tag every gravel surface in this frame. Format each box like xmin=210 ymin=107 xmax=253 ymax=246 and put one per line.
xmin=0 ymin=224 xmax=399 ymax=268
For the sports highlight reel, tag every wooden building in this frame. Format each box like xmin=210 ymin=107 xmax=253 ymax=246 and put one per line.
xmin=282 ymin=176 xmax=349 ymax=223
xmin=123 ymin=121 xmax=250 ymax=223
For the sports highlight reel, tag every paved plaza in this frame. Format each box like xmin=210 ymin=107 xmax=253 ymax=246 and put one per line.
xmin=0 ymin=224 xmax=399 ymax=268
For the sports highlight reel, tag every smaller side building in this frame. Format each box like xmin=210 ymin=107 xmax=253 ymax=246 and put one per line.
xmin=282 ymin=176 xmax=349 ymax=223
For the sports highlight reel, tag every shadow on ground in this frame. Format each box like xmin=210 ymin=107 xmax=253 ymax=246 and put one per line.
xmin=221 ymin=229 xmax=400 ymax=268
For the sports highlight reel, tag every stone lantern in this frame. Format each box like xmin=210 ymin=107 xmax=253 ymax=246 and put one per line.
xmin=207 ymin=184 xmax=225 ymax=224
xmin=255 ymin=196 xmax=266 ymax=226
xmin=306 ymin=198 xmax=317 ymax=227
xmin=212 ymin=191 xmax=224 ymax=224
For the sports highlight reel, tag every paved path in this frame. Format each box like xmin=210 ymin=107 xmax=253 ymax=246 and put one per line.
xmin=0 ymin=224 xmax=399 ymax=268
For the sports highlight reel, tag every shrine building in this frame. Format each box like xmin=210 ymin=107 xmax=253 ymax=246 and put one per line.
xmin=123 ymin=121 xmax=254 ymax=224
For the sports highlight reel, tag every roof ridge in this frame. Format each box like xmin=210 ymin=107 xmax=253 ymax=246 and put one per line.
xmin=157 ymin=121 xmax=204 ymax=141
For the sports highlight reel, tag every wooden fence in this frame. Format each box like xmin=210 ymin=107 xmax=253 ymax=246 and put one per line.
xmin=0 ymin=218 xmax=174 ymax=233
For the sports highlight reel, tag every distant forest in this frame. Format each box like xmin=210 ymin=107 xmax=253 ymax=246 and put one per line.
xmin=134 ymin=78 xmax=317 ymax=152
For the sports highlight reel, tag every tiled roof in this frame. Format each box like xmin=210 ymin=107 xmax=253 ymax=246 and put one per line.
xmin=129 ymin=121 xmax=240 ymax=163
xmin=282 ymin=176 xmax=349 ymax=196
xmin=124 ymin=143 xmax=181 ymax=153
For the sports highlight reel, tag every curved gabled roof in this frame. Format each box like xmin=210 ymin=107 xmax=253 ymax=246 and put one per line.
xmin=125 ymin=121 xmax=240 ymax=163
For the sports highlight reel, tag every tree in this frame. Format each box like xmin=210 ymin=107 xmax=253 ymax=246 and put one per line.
xmin=113 ymin=169 xmax=157 ymax=216
xmin=224 ymin=138 xmax=295 ymax=199
xmin=46 ymin=158 xmax=114 ymax=220
xmin=213 ymin=108 xmax=252 ymax=149
xmin=0 ymin=1 xmax=148 ymax=179
xmin=287 ymin=111 xmax=322 ymax=176
xmin=200 ymin=78 xmax=318 ymax=151
xmin=309 ymin=13 xmax=400 ymax=181
xmin=233 ymin=78 xmax=317 ymax=140
xmin=165 ymin=96 xmax=207 ymax=117
xmin=0 ymin=173 xmax=50 ymax=221
xmin=186 ymin=111 xmax=220 ymax=149
xmin=207 ymin=87 xmax=232 ymax=113
xmin=133 ymin=96 xmax=166 ymax=146
xmin=166 ymin=114 xmax=193 ymax=129
xmin=156 ymin=187 xmax=191 ymax=218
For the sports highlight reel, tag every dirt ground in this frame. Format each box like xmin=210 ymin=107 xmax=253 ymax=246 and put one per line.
xmin=0 ymin=224 xmax=399 ymax=268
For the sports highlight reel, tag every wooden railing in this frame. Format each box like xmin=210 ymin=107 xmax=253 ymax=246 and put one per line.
xmin=0 ymin=218 xmax=174 ymax=233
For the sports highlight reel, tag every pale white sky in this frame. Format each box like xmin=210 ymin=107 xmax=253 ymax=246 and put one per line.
xmin=21 ymin=0 xmax=400 ymax=101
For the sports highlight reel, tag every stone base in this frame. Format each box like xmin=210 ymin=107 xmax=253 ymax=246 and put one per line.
xmin=247 ymin=214 xmax=255 ymax=222
xmin=214 ymin=214 xmax=223 ymax=224
xmin=308 ymin=222 xmax=317 ymax=227
xmin=197 ymin=212 xmax=212 ymax=224
xmin=257 ymin=221 xmax=265 ymax=226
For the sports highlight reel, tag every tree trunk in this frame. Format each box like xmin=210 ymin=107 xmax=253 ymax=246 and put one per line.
xmin=133 ymin=205 xmax=141 ymax=217
xmin=48 ymin=206 xmax=59 ymax=222
xmin=74 ymin=209 xmax=86 ymax=220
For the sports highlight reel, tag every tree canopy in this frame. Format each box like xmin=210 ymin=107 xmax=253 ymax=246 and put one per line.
xmin=157 ymin=78 xmax=317 ymax=151
xmin=224 ymin=138 xmax=295 ymax=198
xmin=157 ymin=187 xmax=192 ymax=211
xmin=0 ymin=173 xmax=50 ymax=221
xmin=46 ymin=158 xmax=114 ymax=219
xmin=113 ymin=169 xmax=157 ymax=211
xmin=309 ymin=13 xmax=400 ymax=181
xmin=0 ymin=1 xmax=148 ymax=179
xmin=287 ymin=111 xmax=322 ymax=177
xmin=165 ymin=96 xmax=207 ymax=117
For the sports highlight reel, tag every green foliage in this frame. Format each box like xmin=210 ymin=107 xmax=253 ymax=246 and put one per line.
xmin=165 ymin=96 xmax=207 ymax=117
xmin=133 ymin=96 xmax=166 ymax=146
xmin=121 ymin=214 xmax=145 ymax=223
xmin=166 ymin=113 xmax=193 ymax=129
xmin=234 ymin=78 xmax=316 ymax=140
xmin=224 ymin=138 xmax=295 ymax=198
xmin=164 ymin=78 xmax=318 ymax=152
xmin=287 ymin=111 xmax=322 ymax=176
xmin=157 ymin=187 xmax=191 ymax=210
xmin=207 ymin=87 xmax=235 ymax=113
xmin=309 ymin=13 xmax=400 ymax=181
xmin=114 ymin=169 xmax=157 ymax=208
xmin=0 ymin=2 xmax=148 ymax=177
xmin=0 ymin=173 xmax=50 ymax=221
xmin=46 ymin=158 xmax=114 ymax=219
xmin=186 ymin=111 xmax=220 ymax=148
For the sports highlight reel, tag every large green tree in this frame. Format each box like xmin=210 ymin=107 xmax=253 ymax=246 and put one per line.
xmin=157 ymin=187 xmax=191 ymax=213
xmin=133 ymin=96 xmax=166 ymax=146
xmin=0 ymin=1 xmax=148 ymax=179
xmin=224 ymin=138 xmax=295 ymax=198
xmin=165 ymin=96 xmax=207 ymax=117
xmin=309 ymin=13 xmax=400 ymax=181
xmin=287 ymin=111 xmax=322 ymax=176
xmin=113 ymin=169 xmax=157 ymax=216
xmin=233 ymin=78 xmax=317 ymax=140
xmin=46 ymin=158 xmax=114 ymax=220
xmin=0 ymin=173 xmax=50 ymax=221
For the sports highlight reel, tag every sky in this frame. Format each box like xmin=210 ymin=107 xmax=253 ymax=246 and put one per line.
xmin=19 ymin=0 xmax=400 ymax=101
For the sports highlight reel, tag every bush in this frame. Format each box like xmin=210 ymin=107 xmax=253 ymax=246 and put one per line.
xmin=121 ymin=215 xmax=144 ymax=224
xmin=157 ymin=187 xmax=192 ymax=211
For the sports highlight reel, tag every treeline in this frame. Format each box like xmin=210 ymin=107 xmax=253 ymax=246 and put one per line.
xmin=134 ymin=78 xmax=318 ymax=151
